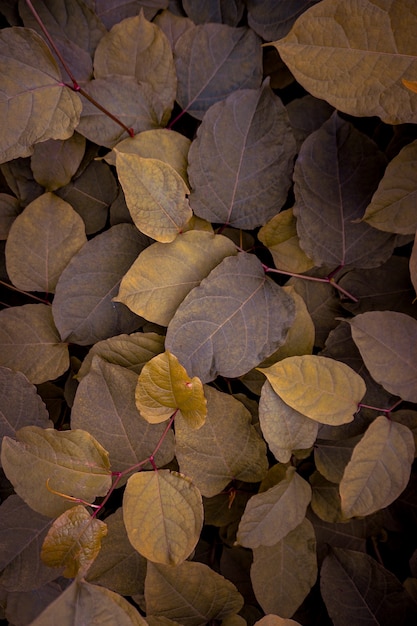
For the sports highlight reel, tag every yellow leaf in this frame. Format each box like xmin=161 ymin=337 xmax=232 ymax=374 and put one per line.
xmin=259 ymin=355 xmax=366 ymax=425
xmin=135 ymin=350 xmax=207 ymax=428
xmin=41 ymin=505 xmax=107 ymax=577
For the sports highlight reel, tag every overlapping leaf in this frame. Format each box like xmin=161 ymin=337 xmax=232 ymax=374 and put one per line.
xmin=0 ymin=193 xmax=20 ymax=239
xmin=96 ymin=0 xmax=169 ymax=29
xmin=175 ymin=385 xmax=268 ymax=497
xmin=166 ymin=253 xmax=296 ymax=382
xmin=116 ymin=231 xmax=237 ymax=325
xmin=273 ymin=0 xmax=417 ymax=124
xmin=154 ymin=9 xmax=194 ymax=49
xmin=123 ymin=470 xmax=203 ymax=565
xmin=293 ymin=113 xmax=395 ymax=268
xmin=1 ymin=426 xmax=112 ymax=517
xmin=30 ymin=134 xmax=86 ymax=191
xmin=183 ymin=0 xmax=245 ymax=26
xmin=254 ymin=617 xmax=302 ymax=626
xmin=247 ymin=0 xmax=321 ymax=40
xmin=0 ymin=27 xmax=81 ymax=163
xmin=340 ymin=416 xmax=415 ymax=518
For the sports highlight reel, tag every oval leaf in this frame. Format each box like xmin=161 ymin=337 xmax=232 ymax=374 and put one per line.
xmin=340 ymin=416 xmax=415 ymax=518
xmin=123 ymin=470 xmax=203 ymax=565
xmin=166 ymin=253 xmax=296 ymax=383
xmin=259 ymin=355 xmax=366 ymax=425
xmin=30 ymin=133 xmax=86 ymax=191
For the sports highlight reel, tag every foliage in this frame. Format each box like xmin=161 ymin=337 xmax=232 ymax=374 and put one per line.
xmin=1 ymin=1 xmax=417 ymax=625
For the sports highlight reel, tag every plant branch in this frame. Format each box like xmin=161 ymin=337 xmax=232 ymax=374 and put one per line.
xmin=0 ymin=280 xmax=51 ymax=304
xmin=263 ymin=265 xmax=359 ymax=302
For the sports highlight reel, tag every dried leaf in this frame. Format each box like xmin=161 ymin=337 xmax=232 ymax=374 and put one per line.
xmin=0 ymin=193 xmax=21 ymax=239
xmin=182 ymin=0 xmax=245 ymax=26
xmin=31 ymin=134 xmax=86 ymax=192
xmin=247 ymin=0 xmax=321 ymax=40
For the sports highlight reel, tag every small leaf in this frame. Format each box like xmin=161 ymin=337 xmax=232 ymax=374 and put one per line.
xmin=41 ymin=505 xmax=107 ymax=577
xmin=135 ymin=351 xmax=207 ymax=428
xmin=0 ymin=193 xmax=20 ymax=239
xmin=348 ymin=311 xmax=417 ymax=403
xmin=182 ymin=0 xmax=245 ymax=26
xmin=154 ymin=9 xmax=194 ymax=49
xmin=5 ymin=192 xmax=87 ymax=293
xmin=116 ymin=231 xmax=237 ymax=326
xmin=254 ymin=617 xmax=302 ymax=626
xmin=0 ymin=304 xmax=69 ymax=384
xmin=251 ymin=518 xmax=317 ymax=617
xmin=175 ymin=385 xmax=268 ymax=497
xmin=123 ymin=470 xmax=203 ymax=565
xmin=1 ymin=426 xmax=112 ymax=518
xmin=236 ymin=467 xmax=312 ymax=548
xmin=259 ymin=355 xmax=366 ymax=425
xmin=145 ymin=560 xmax=243 ymax=625
xmin=96 ymin=0 xmax=169 ymax=29
xmin=166 ymin=253 xmax=296 ymax=383
xmin=30 ymin=133 xmax=86 ymax=191
xmin=116 ymin=153 xmax=192 ymax=242
xmin=340 ymin=416 xmax=415 ymax=518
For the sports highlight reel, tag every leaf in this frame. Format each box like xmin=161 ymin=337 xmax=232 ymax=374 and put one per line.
xmin=94 ymin=12 xmax=177 ymax=124
xmin=320 ymin=548 xmax=417 ymax=626
xmin=188 ymin=81 xmax=296 ymax=229
xmin=286 ymin=93 xmax=334 ymax=152
xmin=182 ymin=0 xmax=245 ymax=26
xmin=0 ymin=304 xmax=69 ymax=384
xmin=254 ymin=617 xmax=302 ymax=626
xmin=0 ymin=27 xmax=81 ymax=164
xmin=247 ymin=0 xmax=321 ymax=40
xmin=95 ymin=0 xmax=169 ymax=29
xmin=272 ymin=0 xmax=417 ymax=124
xmin=71 ymin=357 xmax=175 ymax=474
xmin=166 ymin=253 xmax=296 ymax=383
xmin=236 ymin=466 xmax=312 ymax=548
xmin=259 ymin=381 xmax=318 ymax=463
xmin=362 ymin=139 xmax=417 ymax=234
xmin=52 ymin=224 xmax=148 ymax=346
xmin=0 ymin=193 xmax=20 ymax=239
xmin=135 ymin=351 xmax=207 ymax=427
xmin=310 ymin=471 xmax=345 ymax=524
xmin=0 ymin=366 xmax=51 ymax=445
xmin=348 ymin=311 xmax=417 ymax=402
xmin=29 ymin=578 xmax=148 ymax=626
xmin=251 ymin=518 xmax=317 ymax=617
xmin=0 ymin=156 xmax=43 ymax=207
xmin=293 ymin=112 xmax=395 ymax=268
xmin=411 ymin=236 xmax=417 ymax=295
xmin=259 ymin=355 xmax=366 ymax=425
xmin=41 ymin=505 xmax=107 ymax=577
xmin=5 ymin=192 xmax=87 ymax=293
xmin=314 ymin=436 xmax=360 ymax=484
xmin=258 ymin=208 xmax=315 ymax=274
xmin=116 ymin=153 xmax=192 ymax=242
xmin=175 ymin=385 xmax=268 ymax=497
xmin=154 ymin=9 xmax=194 ymax=50
xmin=145 ymin=560 xmax=243 ymax=625
xmin=0 ymin=495 xmax=58 ymax=592
xmin=1 ymin=426 xmax=112 ymax=518
xmin=123 ymin=469 xmax=203 ymax=565
xmin=340 ymin=416 xmax=415 ymax=518
xmin=30 ymin=133 xmax=86 ymax=192
xmin=174 ymin=23 xmax=262 ymax=120
xmin=116 ymin=231 xmax=237 ymax=326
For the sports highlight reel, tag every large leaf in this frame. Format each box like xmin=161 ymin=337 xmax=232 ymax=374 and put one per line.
xmin=135 ymin=351 xmax=207 ymax=427
xmin=116 ymin=153 xmax=192 ymax=242
xmin=116 ymin=231 xmax=237 ymax=325
xmin=272 ymin=0 xmax=417 ymax=124
xmin=174 ymin=23 xmax=262 ymax=119
xmin=1 ymin=426 xmax=112 ymax=518
xmin=236 ymin=467 xmax=312 ymax=548
xmin=175 ymin=385 xmax=268 ymax=497
xmin=166 ymin=253 xmax=296 ymax=383
xmin=348 ymin=311 xmax=417 ymax=402
xmin=123 ymin=470 xmax=203 ymax=565
xmin=5 ymin=192 xmax=86 ymax=293
xmin=52 ymin=224 xmax=147 ymax=345
xmin=251 ymin=518 xmax=317 ymax=617
xmin=145 ymin=560 xmax=243 ymax=625
xmin=71 ymin=357 xmax=175 ymax=474
xmin=0 ymin=304 xmax=69 ymax=384
xmin=188 ymin=81 xmax=296 ymax=228
xmin=340 ymin=416 xmax=415 ymax=518
xmin=259 ymin=355 xmax=366 ymax=425
xmin=293 ymin=113 xmax=395 ymax=268
xmin=41 ymin=505 xmax=107 ymax=577
xmin=0 ymin=27 xmax=81 ymax=164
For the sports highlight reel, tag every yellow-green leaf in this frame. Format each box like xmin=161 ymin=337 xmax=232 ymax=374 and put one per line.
xmin=41 ymin=505 xmax=107 ymax=578
xmin=340 ymin=415 xmax=415 ymax=518
xmin=5 ymin=192 xmax=86 ymax=293
xmin=135 ymin=351 xmax=207 ymax=428
xmin=272 ymin=0 xmax=417 ymax=124
xmin=1 ymin=426 xmax=112 ymax=518
xmin=116 ymin=153 xmax=192 ymax=242
xmin=236 ymin=467 xmax=312 ymax=548
xmin=123 ymin=470 xmax=203 ymax=565
xmin=115 ymin=231 xmax=237 ymax=326
xmin=259 ymin=355 xmax=366 ymax=425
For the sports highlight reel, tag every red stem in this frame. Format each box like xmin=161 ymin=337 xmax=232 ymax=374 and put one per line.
xmin=263 ymin=266 xmax=358 ymax=303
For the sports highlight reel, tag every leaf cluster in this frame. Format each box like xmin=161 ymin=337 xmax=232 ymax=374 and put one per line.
xmin=1 ymin=1 xmax=417 ymax=625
